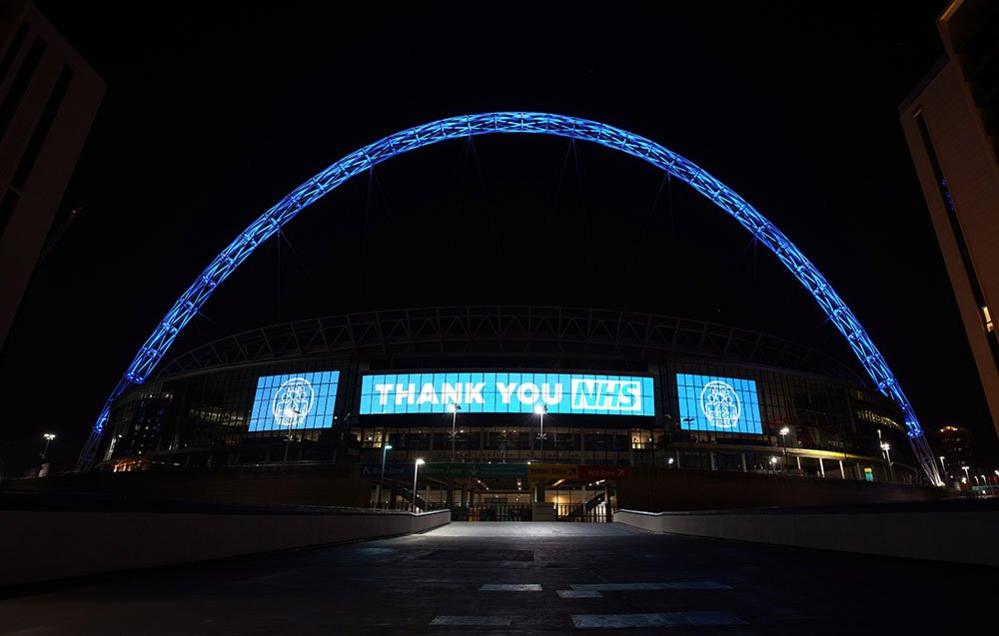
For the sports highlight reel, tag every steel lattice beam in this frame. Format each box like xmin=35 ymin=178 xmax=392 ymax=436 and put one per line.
xmin=77 ymin=112 xmax=942 ymax=485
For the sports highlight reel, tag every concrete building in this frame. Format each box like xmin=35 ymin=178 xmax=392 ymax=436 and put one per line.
xmin=931 ymin=424 xmax=973 ymax=482
xmin=900 ymin=0 xmax=999 ymax=444
xmin=0 ymin=1 xmax=105 ymax=352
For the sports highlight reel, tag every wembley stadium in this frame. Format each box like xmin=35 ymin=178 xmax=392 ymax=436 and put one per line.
xmin=92 ymin=305 xmax=919 ymax=517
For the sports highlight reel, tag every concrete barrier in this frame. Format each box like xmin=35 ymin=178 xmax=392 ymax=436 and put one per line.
xmin=615 ymin=502 xmax=999 ymax=566
xmin=0 ymin=505 xmax=449 ymax=587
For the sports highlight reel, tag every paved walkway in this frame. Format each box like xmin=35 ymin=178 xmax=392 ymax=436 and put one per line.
xmin=1 ymin=522 xmax=990 ymax=634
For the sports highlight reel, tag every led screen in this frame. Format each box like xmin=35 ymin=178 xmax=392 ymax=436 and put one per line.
xmin=248 ymin=371 xmax=340 ymax=432
xmin=676 ymin=373 xmax=763 ymax=435
xmin=359 ymin=372 xmax=654 ymax=416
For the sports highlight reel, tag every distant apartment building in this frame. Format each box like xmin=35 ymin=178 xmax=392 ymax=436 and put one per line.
xmin=899 ymin=0 xmax=999 ymax=443
xmin=0 ymin=1 xmax=105 ymax=351
xmin=932 ymin=425 xmax=973 ymax=481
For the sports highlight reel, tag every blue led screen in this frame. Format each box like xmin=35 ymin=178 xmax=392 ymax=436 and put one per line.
xmin=676 ymin=373 xmax=763 ymax=435
xmin=248 ymin=371 xmax=340 ymax=432
xmin=359 ymin=372 xmax=654 ymax=416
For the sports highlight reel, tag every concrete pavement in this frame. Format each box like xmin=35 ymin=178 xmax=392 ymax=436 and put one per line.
xmin=1 ymin=521 xmax=992 ymax=634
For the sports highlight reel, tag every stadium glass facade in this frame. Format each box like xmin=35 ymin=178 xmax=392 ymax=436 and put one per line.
xmin=97 ymin=308 xmax=916 ymax=486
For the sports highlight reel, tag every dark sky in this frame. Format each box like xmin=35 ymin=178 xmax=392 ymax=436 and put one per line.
xmin=3 ymin=2 xmax=995 ymax=474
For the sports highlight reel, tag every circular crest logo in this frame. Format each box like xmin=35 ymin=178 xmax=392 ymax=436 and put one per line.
xmin=700 ymin=380 xmax=741 ymax=429
xmin=272 ymin=377 xmax=315 ymax=428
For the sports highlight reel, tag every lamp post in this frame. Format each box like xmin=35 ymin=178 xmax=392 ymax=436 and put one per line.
xmin=412 ymin=458 xmax=425 ymax=512
xmin=769 ymin=456 xmax=778 ymax=474
xmin=376 ymin=443 xmax=393 ymax=509
xmin=779 ymin=426 xmax=790 ymax=472
xmin=41 ymin=433 xmax=56 ymax=459
xmin=881 ymin=442 xmax=894 ymax=481
xmin=661 ymin=414 xmax=673 ymax=467
xmin=939 ymin=455 xmax=947 ymax=478
xmin=534 ymin=404 xmax=548 ymax=455
xmin=283 ymin=425 xmax=294 ymax=462
xmin=448 ymin=404 xmax=461 ymax=461
xmin=961 ymin=465 xmax=970 ymax=489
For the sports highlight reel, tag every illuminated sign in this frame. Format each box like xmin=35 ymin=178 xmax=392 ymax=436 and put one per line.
xmin=359 ymin=372 xmax=654 ymax=416
xmin=676 ymin=373 xmax=762 ymax=435
xmin=248 ymin=371 xmax=340 ymax=432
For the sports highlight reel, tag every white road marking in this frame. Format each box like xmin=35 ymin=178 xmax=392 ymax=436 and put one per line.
xmin=570 ymin=580 xmax=731 ymax=591
xmin=572 ymin=611 xmax=746 ymax=628
xmin=557 ymin=589 xmax=603 ymax=598
xmin=479 ymin=583 xmax=543 ymax=591
xmin=430 ymin=616 xmax=517 ymax=626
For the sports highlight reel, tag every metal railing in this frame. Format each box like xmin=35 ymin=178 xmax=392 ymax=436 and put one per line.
xmin=450 ymin=504 xmax=534 ymax=521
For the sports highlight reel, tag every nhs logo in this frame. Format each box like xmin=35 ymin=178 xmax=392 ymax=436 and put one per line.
xmin=570 ymin=378 xmax=642 ymax=412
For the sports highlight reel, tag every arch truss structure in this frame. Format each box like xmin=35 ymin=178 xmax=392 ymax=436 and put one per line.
xmin=77 ymin=112 xmax=942 ymax=485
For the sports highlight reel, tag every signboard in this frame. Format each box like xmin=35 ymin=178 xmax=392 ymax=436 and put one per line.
xmin=527 ymin=463 xmax=578 ymax=480
xmin=423 ymin=463 xmax=528 ymax=479
xmin=359 ymin=371 xmax=655 ymax=416
xmin=360 ymin=463 xmax=412 ymax=478
xmin=248 ymin=370 xmax=340 ymax=432
xmin=578 ymin=465 xmax=630 ymax=480
xmin=676 ymin=373 xmax=763 ymax=435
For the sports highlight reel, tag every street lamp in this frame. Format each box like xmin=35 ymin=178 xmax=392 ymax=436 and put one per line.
xmin=881 ymin=442 xmax=894 ymax=481
xmin=939 ymin=455 xmax=947 ymax=476
xmin=41 ymin=433 xmax=56 ymax=459
xmin=534 ymin=404 xmax=548 ymax=455
xmin=447 ymin=404 xmax=462 ymax=461
xmin=412 ymin=458 xmax=425 ymax=512
xmin=779 ymin=426 xmax=790 ymax=471
xmin=376 ymin=443 xmax=393 ymax=509
xmin=283 ymin=425 xmax=294 ymax=462
xmin=769 ymin=456 xmax=778 ymax=473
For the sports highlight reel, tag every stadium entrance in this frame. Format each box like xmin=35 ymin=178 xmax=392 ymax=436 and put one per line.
xmin=366 ymin=462 xmax=623 ymax=522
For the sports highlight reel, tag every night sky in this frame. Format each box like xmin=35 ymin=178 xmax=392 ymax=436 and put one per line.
xmin=3 ymin=2 xmax=994 ymax=475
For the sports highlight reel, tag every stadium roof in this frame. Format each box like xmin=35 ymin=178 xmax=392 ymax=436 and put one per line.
xmin=157 ymin=306 xmax=864 ymax=385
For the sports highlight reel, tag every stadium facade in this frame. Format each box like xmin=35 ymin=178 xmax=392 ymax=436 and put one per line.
xmin=96 ymin=306 xmax=918 ymax=502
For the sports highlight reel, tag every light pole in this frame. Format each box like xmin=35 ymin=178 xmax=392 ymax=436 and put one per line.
xmin=412 ymin=458 xmax=425 ymax=512
xmin=779 ymin=426 xmax=790 ymax=472
xmin=939 ymin=455 xmax=947 ymax=478
xmin=376 ymin=443 xmax=393 ymax=509
xmin=881 ymin=442 xmax=894 ymax=481
xmin=41 ymin=433 xmax=56 ymax=459
xmin=661 ymin=414 xmax=673 ymax=467
xmin=283 ymin=424 xmax=295 ymax=462
xmin=534 ymin=404 xmax=548 ymax=455
xmin=769 ymin=456 xmax=778 ymax=474
xmin=448 ymin=404 xmax=461 ymax=461
xmin=961 ymin=465 xmax=970 ymax=488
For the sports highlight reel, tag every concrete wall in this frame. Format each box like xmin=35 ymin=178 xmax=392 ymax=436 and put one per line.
xmin=618 ymin=468 xmax=946 ymax=512
xmin=3 ymin=463 xmax=372 ymax=508
xmin=615 ymin=506 xmax=999 ymax=566
xmin=0 ymin=508 xmax=449 ymax=587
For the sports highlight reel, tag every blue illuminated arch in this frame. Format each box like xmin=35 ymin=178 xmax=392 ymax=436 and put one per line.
xmin=77 ymin=112 xmax=942 ymax=484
